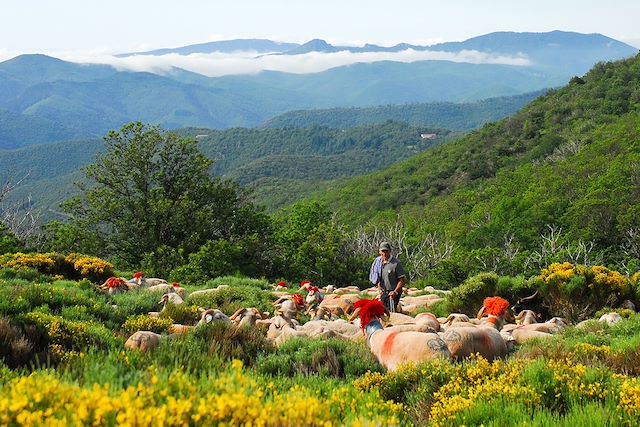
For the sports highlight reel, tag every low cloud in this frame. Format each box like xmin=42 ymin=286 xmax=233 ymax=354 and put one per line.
xmin=14 ymin=48 xmax=532 ymax=77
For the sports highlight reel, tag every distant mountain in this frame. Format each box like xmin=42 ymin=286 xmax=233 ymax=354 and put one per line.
xmin=117 ymin=39 xmax=300 ymax=56
xmin=0 ymin=31 xmax=636 ymax=148
xmin=430 ymin=31 xmax=638 ymax=74
xmin=0 ymin=109 xmax=85 ymax=149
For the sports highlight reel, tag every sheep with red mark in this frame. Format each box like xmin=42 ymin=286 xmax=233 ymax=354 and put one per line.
xmin=99 ymin=277 xmax=131 ymax=295
xmin=131 ymin=272 xmax=167 ymax=288
xmin=441 ymin=297 xmax=510 ymax=361
xmin=355 ymin=299 xmax=450 ymax=371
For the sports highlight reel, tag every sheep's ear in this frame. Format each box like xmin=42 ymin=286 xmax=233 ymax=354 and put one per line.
xmin=197 ymin=307 xmax=206 ymax=314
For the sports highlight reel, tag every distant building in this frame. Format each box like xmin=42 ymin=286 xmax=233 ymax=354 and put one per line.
xmin=195 ymin=134 xmax=209 ymax=140
xmin=420 ymin=133 xmax=437 ymax=140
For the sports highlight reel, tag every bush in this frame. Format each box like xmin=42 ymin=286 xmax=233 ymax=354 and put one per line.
xmin=0 ymin=316 xmax=37 ymax=369
xmin=193 ymin=321 xmax=273 ymax=366
xmin=158 ymin=303 xmax=200 ymax=325
xmin=0 ymin=252 xmax=114 ymax=283
xmin=447 ymin=272 xmax=499 ymax=315
xmin=256 ymin=337 xmax=382 ymax=379
xmin=538 ymin=262 xmax=634 ymax=321
xmin=0 ymin=267 xmax=47 ymax=282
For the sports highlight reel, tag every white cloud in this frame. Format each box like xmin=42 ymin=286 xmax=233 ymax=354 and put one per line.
xmin=2 ymin=48 xmax=531 ymax=77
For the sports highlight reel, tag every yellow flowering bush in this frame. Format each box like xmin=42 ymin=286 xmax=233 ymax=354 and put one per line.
xmin=570 ymin=343 xmax=612 ymax=360
xmin=1 ymin=252 xmax=56 ymax=273
xmin=0 ymin=361 xmax=406 ymax=427
xmin=617 ymin=377 xmax=640 ymax=420
xmin=429 ymin=356 xmax=540 ymax=426
xmin=539 ymin=262 xmax=632 ymax=320
xmin=540 ymin=262 xmax=575 ymax=284
xmin=66 ymin=253 xmax=114 ymax=281
xmin=24 ymin=311 xmax=91 ymax=348
xmin=122 ymin=315 xmax=173 ymax=334
xmin=547 ymin=358 xmax=610 ymax=401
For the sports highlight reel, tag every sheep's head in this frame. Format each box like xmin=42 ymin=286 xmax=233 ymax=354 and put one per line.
xmin=482 ymin=296 xmax=510 ymax=317
xmin=103 ymin=277 xmax=128 ymax=294
xmin=299 ymin=280 xmax=312 ymax=291
xmin=273 ymin=281 xmax=287 ymax=290
xmin=133 ymin=271 xmax=145 ymax=285
xmin=291 ymin=293 xmax=304 ymax=307
xmin=353 ymin=299 xmax=386 ymax=332
xmin=305 ymin=287 xmax=322 ymax=305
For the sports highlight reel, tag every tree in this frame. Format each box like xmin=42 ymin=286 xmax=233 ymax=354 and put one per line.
xmin=60 ymin=122 xmax=270 ymax=270
xmin=274 ymin=200 xmax=363 ymax=286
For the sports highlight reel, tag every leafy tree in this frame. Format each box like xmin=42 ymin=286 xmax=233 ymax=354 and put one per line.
xmin=274 ymin=201 xmax=363 ymax=286
xmin=59 ymin=122 xmax=270 ymax=270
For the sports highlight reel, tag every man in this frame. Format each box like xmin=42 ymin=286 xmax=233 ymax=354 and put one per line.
xmin=369 ymin=241 xmax=406 ymax=312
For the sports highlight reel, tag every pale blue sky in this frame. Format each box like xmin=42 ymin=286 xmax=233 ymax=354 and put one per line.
xmin=2 ymin=0 xmax=640 ymax=58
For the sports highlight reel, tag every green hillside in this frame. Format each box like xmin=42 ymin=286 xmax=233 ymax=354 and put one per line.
xmin=261 ymin=91 xmax=545 ymax=130
xmin=1 ymin=122 xmax=454 ymax=218
xmin=315 ymin=54 xmax=640 ymax=272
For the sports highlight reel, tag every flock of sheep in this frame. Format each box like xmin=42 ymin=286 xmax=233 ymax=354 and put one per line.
xmin=107 ymin=273 xmax=630 ymax=371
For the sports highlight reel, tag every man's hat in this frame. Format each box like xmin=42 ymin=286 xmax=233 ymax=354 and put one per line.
xmin=379 ymin=241 xmax=392 ymax=251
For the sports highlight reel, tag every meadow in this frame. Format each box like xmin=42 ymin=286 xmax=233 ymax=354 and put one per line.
xmin=1 ymin=253 xmax=640 ymax=426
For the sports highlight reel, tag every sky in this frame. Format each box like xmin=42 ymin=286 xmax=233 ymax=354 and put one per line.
xmin=2 ymin=0 xmax=639 ymax=76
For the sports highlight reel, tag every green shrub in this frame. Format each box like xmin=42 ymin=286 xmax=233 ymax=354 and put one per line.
xmin=0 ymin=267 xmax=47 ymax=282
xmin=256 ymin=337 xmax=381 ymax=379
xmin=158 ymin=303 xmax=200 ymax=325
xmin=448 ymin=272 xmax=499 ymax=315
xmin=110 ymin=290 xmax=165 ymax=318
xmin=192 ymin=321 xmax=273 ymax=366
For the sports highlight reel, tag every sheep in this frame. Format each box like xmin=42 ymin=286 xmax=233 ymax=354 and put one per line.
xmin=599 ymin=312 xmax=623 ymax=326
xmin=197 ymin=308 xmax=230 ymax=325
xmin=398 ymin=294 xmax=444 ymax=315
xmin=501 ymin=317 xmax=568 ymax=344
xmin=515 ymin=309 xmax=540 ymax=325
xmin=124 ymin=331 xmax=163 ymax=352
xmin=476 ymin=296 xmax=513 ymax=330
xmin=439 ymin=313 xmax=473 ymax=329
xmin=273 ymin=281 xmax=288 ymax=291
xmin=130 ymin=272 xmax=168 ymax=288
xmin=229 ymin=307 xmax=267 ymax=327
xmin=354 ymin=299 xmax=451 ymax=371
xmin=440 ymin=326 xmax=508 ymax=361
xmin=99 ymin=277 xmax=131 ymax=295
xmin=507 ymin=326 xmax=553 ymax=344
xmin=439 ymin=296 xmax=512 ymax=361
xmin=333 ymin=285 xmax=360 ymax=294
xmin=159 ymin=292 xmax=184 ymax=309
xmin=187 ymin=285 xmax=230 ymax=300
xmin=316 ymin=293 xmax=360 ymax=318
xmin=273 ymin=294 xmax=305 ymax=320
